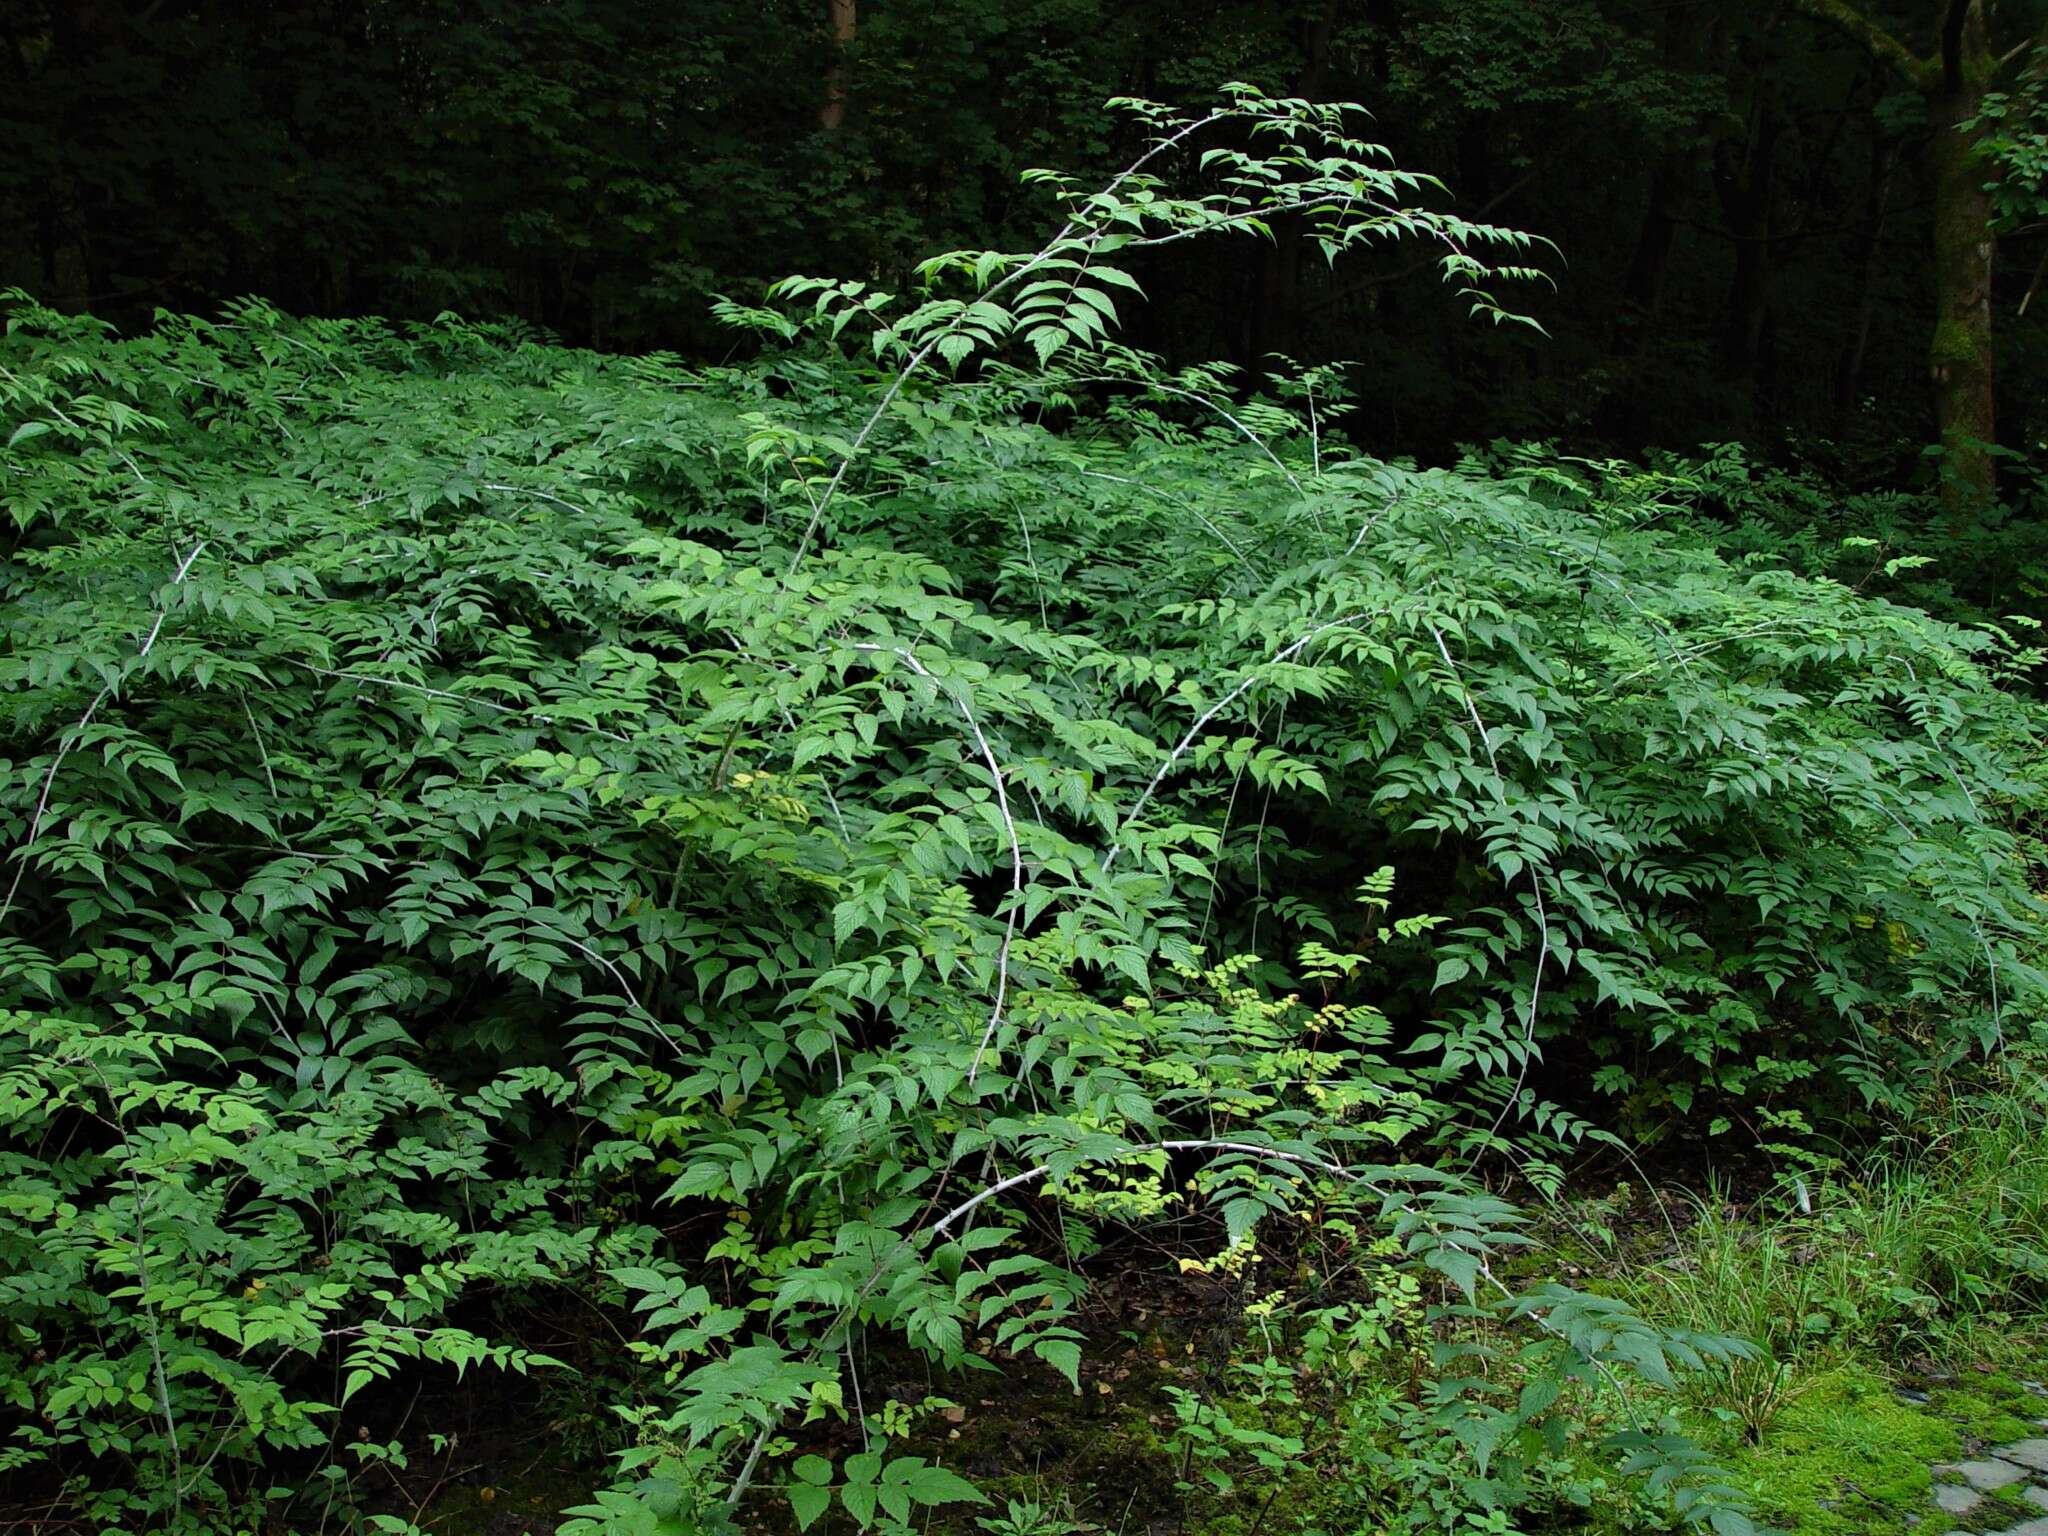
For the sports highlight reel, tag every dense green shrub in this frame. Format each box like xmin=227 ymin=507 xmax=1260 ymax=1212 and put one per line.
xmin=0 ymin=92 xmax=2040 ymax=1531
xmin=0 ymin=288 xmax=2031 ymax=1531
xmin=813 ymin=394 xmax=2048 ymax=1125
xmin=1626 ymin=440 xmax=2048 ymax=632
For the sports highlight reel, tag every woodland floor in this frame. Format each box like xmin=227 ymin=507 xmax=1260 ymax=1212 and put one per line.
xmin=354 ymin=1173 xmax=2048 ymax=1536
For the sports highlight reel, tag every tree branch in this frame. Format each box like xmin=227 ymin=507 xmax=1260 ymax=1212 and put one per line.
xmin=1997 ymin=28 xmax=2048 ymax=70
xmin=1788 ymin=0 xmax=1932 ymax=86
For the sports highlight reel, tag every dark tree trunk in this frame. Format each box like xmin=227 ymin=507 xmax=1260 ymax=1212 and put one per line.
xmin=1713 ymin=86 xmax=1781 ymax=422
xmin=820 ymin=0 xmax=855 ymax=130
xmin=1929 ymin=66 xmax=1997 ymax=510
xmin=1787 ymin=0 xmax=2013 ymax=511
xmin=1622 ymin=161 xmax=1683 ymax=320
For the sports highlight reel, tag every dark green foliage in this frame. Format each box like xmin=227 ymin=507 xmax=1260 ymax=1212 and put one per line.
xmin=6 ymin=5 xmax=2048 ymax=1528
xmin=0 ymin=263 xmax=2037 ymax=1527
xmin=827 ymin=385 xmax=2047 ymax=1122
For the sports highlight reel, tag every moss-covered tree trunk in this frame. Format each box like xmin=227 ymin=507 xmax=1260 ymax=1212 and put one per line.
xmin=1792 ymin=0 xmax=2011 ymax=516
xmin=1929 ymin=68 xmax=1997 ymax=512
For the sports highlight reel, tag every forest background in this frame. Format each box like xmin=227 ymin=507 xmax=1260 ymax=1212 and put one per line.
xmin=9 ymin=0 xmax=2047 ymax=479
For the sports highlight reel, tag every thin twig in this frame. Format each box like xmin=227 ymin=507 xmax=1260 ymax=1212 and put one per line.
xmin=1065 ymin=377 xmax=1304 ymax=496
xmin=1427 ymin=625 xmax=1551 ymax=1144
xmin=786 ymin=109 xmax=1232 ymax=571
xmin=1103 ymin=614 xmax=1371 ymax=874
xmin=848 ymin=644 xmax=1024 ymax=1085
xmin=1078 ymin=469 xmax=1252 ymax=561
xmin=69 ymin=1055 xmax=184 ymax=1522
xmin=0 ymin=541 xmax=206 ymax=928
xmin=559 ymin=935 xmax=684 ymax=1057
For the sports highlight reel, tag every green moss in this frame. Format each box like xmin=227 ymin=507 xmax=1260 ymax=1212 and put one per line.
xmin=1934 ymin=1374 xmax=2048 ymax=1447
xmin=1965 ymin=1481 xmax=2039 ymax=1532
xmin=1931 ymin=313 xmax=1983 ymax=369
xmin=1175 ymin=1468 xmax=1347 ymax=1536
xmin=1718 ymin=1363 xmax=1961 ymax=1536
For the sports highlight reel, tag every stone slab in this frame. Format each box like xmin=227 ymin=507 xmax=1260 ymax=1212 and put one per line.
xmin=2002 ymin=1440 xmax=2048 ymax=1473
xmin=1937 ymin=1458 xmax=2031 ymax=1491
xmin=1934 ymin=1483 xmax=1980 ymax=1515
